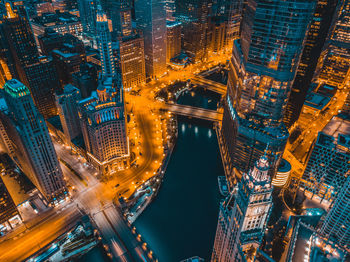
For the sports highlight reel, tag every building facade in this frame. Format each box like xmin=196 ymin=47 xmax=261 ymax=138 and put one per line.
xmin=221 ymin=0 xmax=314 ymax=180
xmin=78 ymin=79 xmax=129 ymax=174
xmin=320 ymin=174 xmax=350 ymax=249
xmin=96 ymin=6 xmax=116 ymax=79
xmin=315 ymin=0 xmax=350 ymax=87
xmin=0 ymin=79 xmax=67 ymax=204
xmin=166 ymin=21 xmax=181 ymax=63
xmin=211 ymin=155 xmax=273 ymax=261
xmin=118 ymin=33 xmax=146 ymax=90
xmin=56 ymin=84 xmax=82 ymax=141
xmin=135 ymin=0 xmax=167 ymax=79
xmin=0 ymin=3 xmax=60 ymax=119
xmin=283 ymin=0 xmax=338 ymax=128
xmin=301 ymin=116 xmax=350 ymax=203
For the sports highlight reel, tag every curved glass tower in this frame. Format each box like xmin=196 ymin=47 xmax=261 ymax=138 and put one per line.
xmin=221 ymin=0 xmax=315 ymax=179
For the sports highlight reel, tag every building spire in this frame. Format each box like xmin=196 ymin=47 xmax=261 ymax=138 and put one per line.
xmin=250 ymin=154 xmax=270 ymax=182
xmin=5 ymin=2 xmax=17 ymax=19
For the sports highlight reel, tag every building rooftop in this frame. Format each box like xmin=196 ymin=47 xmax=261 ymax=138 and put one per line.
xmin=3 ymin=79 xmax=30 ymax=98
xmin=32 ymin=11 xmax=79 ymax=26
xmin=304 ymin=92 xmax=331 ymax=110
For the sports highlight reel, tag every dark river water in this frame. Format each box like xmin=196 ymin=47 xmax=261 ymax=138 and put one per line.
xmin=79 ymin=92 xmax=224 ymax=262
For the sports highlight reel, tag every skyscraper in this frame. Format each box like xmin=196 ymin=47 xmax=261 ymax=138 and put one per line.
xmin=0 ymin=2 xmax=60 ymax=119
xmin=320 ymin=174 xmax=350 ymax=249
xmin=214 ymin=0 xmax=243 ymax=49
xmin=301 ymin=116 xmax=350 ymax=203
xmin=166 ymin=21 xmax=181 ymax=63
xmin=165 ymin=0 xmax=176 ymax=21
xmin=107 ymin=0 xmax=133 ymax=38
xmin=283 ymin=0 xmax=338 ymax=128
xmin=77 ymin=0 xmax=96 ymax=35
xmin=96 ymin=5 xmax=116 ymax=79
xmin=315 ymin=0 xmax=350 ymax=87
xmin=221 ymin=0 xmax=315 ymax=178
xmin=211 ymin=155 xmax=273 ymax=261
xmin=177 ymin=0 xmax=211 ymax=62
xmin=56 ymin=84 xmax=82 ymax=141
xmin=118 ymin=33 xmax=146 ymax=90
xmin=0 ymin=79 xmax=67 ymax=204
xmin=135 ymin=0 xmax=167 ymax=78
xmin=78 ymin=78 xmax=129 ymax=174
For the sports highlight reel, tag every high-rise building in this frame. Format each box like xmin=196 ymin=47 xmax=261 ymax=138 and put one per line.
xmin=96 ymin=5 xmax=116 ymax=79
xmin=166 ymin=21 xmax=181 ymax=63
xmin=320 ymin=174 xmax=350 ymax=249
xmin=78 ymin=78 xmax=129 ymax=174
xmin=211 ymin=155 xmax=273 ymax=261
xmin=177 ymin=0 xmax=212 ymax=62
xmin=220 ymin=0 xmax=314 ymax=179
xmin=283 ymin=0 xmax=338 ymax=128
xmin=0 ymin=79 xmax=67 ymax=204
xmin=23 ymin=56 xmax=61 ymax=118
xmin=209 ymin=17 xmax=226 ymax=53
xmin=214 ymin=0 xmax=243 ymax=49
xmin=135 ymin=0 xmax=167 ymax=79
xmin=315 ymin=0 xmax=350 ymax=87
xmin=165 ymin=0 xmax=176 ymax=21
xmin=301 ymin=116 xmax=350 ymax=203
xmin=77 ymin=0 xmax=96 ymax=35
xmin=0 ymin=3 xmax=60 ymax=119
xmin=106 ymin=0 xmax=133 ymax=38
xmin=118 ymin=33 xmax=146 ymax=90
xmin=56 ymin=84 xmax=82 ymax=141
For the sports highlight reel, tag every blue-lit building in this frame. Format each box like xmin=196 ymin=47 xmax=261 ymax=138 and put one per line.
xmin=301 ymin=116 xmax=350 ymax=203
xmin=320 ymin=174 xmax=350 ymax=249
xmin=221 ymin=0 xmax=315 ymax=179
xmin=134 ymin=0 xmax=167 ymax=79
xmin=211 ymin=155 xmax=273 ymax=261
xmin=0 ymin=79 xmax=67 ymax=204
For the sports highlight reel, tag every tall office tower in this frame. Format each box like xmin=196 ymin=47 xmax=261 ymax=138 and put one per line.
xmin=0 ymin=79 xmax=67 ymax=204
xmin=0 ymin=3 xmax=60 ymax=119
xmin=118 ymin=33 xmax=146 ymax=90
xmin=166 ymin=21 xmax=181 ymax=63
xmin=165 ymin=0 xmax=176 ymax=21
xmin=214 ymin=0 xmax=243 ymax=49
xmin=177 ymin=0 xmax=211 ymax=62
xmin=56 ymin=84 xmax=82 ymax=141
xmin=320 ymin=174 xmax=350 ymax=249
xmin=77 ymin=0 xmax=96 ymax=35
xmin=221 ymin=0 xmax=314 ymax=179
xmin=283 ymin=0 xmax=338 ymax=128
xmin=135 ymin=0 xmax=167 ymax=79
xmin=96 ymin=5 xmax=116 ymax=79
xmin=79 ymin=78 xmax=129 ymax=174
xmin=211 ymin=155 xmax=273 ymax=261
xmin=106 ymin=0 xmax=132 ymax=38
xmin=24 ymin=56 xmax=60 ymax=118
xmin=209 ymin=17 xmax=226 ymax=53
xmin=301 ymin=116 xmax=350 ymax=203
xmin=315 ymin=0 xmax=350 ymax=87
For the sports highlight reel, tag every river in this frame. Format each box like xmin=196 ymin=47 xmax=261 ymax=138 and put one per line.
xmin=80 ymin=91 xmax=224 ymax=262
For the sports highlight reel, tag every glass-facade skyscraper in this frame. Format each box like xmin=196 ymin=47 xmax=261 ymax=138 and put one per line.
xmin=221 ymin=0 xmax=315 ymax=180
xmin=135 ymin=0 xmax=167 ymax=78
